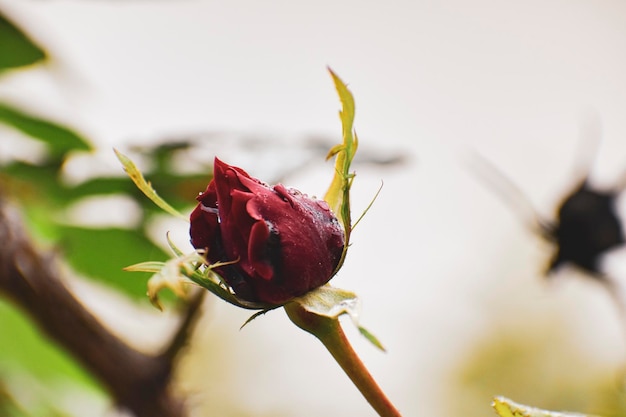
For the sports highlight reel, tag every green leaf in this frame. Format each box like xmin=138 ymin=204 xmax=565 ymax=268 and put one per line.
xmin=0 ymin=12 xmax=47 ymax=71
xmin=0 ymin=102 xmax=91 ymax=159
xmin=492 ymin=397 xmax=593 ymax=417
xmin=58 ymin=226 xmax=169 ymax=298
xmin=114 ymin=149 xmax=189 ymax=222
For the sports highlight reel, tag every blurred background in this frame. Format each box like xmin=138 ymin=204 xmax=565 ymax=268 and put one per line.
xmin=2 ymin=0 xmax=626 ymax=416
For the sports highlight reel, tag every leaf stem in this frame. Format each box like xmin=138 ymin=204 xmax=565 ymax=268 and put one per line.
xmin=285 ymin=302 xmax=402 ymax=417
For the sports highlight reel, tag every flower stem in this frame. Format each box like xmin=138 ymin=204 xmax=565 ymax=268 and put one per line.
xmin=285 ymin=302 xmax=402 ymax=417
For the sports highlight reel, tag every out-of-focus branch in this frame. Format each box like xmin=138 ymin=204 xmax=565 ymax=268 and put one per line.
xmin=160 ymin=288 xmax=205 ymax=364
xmin=0 ymin=193 xmax=201 ymax=417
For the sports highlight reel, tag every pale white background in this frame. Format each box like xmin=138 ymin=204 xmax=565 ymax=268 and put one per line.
xmin=3 ymin=1 xmax=626 ymax=416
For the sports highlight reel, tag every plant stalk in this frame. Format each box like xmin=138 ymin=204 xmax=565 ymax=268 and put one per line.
xmin=285 ymin=302 xmax=401 ymax=417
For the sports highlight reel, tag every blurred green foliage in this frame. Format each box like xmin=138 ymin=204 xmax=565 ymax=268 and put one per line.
xmin=0 ymin=11 xmax=45 ymax=71
xmin=0 ymin=102 xmax=90 ymax=160
xmin=0 ymin=300 xmax=97 ymax=388
xmin=0 ymin=10 xmax=211 ymax=415
xmin=448 ymin=311 xmax=626 ymax=417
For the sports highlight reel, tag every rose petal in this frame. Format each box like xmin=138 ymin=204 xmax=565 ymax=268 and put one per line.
xmin=190 ymin=158 xmax=345 ymax=305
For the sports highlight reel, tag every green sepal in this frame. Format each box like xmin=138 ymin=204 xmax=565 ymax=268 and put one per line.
xmin=323 ymin=69 xmax=360 ymax=276
xmin=127 ymin=253 xmax=202 ymax=310
xmin=124 ymin=235 xmax=274 ymax=312
xmin=240 ymin=308 xmax=276 ymax=330
xmin=165 ymin=232 xmax=184 ymax=257
xmin=324 ymin=68 xmax=358 ymax=231
xmin=352 ymin=180 xmax=383 ymax=231
xmin=286 ymin=284 xmax=385 ymax=351
xmin=123 ymin=261 xmax=166 ymax=274
xmin=358 ymin=326 xmax=385 ymax=352
xmin=113 ymin=148 xmax=188 ymax=222
xmin=184 ymin=265 xmax=272 ymax=311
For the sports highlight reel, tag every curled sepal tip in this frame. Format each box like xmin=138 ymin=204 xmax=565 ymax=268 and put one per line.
xmin=124 ymin=252 xmax=204 ymax=310
xmin=492 ymin=397 xmax=593 ymax=417
xmin=125 ymin=234 xmax=275 ymax=312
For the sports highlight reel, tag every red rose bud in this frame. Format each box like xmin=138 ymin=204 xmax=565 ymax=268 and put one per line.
xmin=190 ymin=158 xmax=345 ymax=305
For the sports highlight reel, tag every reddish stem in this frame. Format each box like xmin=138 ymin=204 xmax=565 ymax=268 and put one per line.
xmin=285 ymin=302 xmax=402 ymax=417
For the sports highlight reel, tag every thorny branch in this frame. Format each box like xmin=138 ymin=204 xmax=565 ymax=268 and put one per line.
xmin=0 ymin=192 xmax=203 ymax=417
